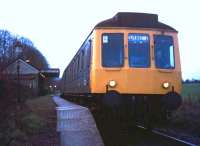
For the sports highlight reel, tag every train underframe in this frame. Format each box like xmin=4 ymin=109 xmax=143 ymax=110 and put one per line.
xmin=62 ymin=91 xmax=182 ymax=128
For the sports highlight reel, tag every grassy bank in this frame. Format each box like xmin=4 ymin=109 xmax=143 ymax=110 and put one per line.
xmin=170 ymin=83 xmax=200 ymax=138
xmin=181 ymin=83 xmax=200 ymax=104
xmin=24 ymin=95 xmax=59 ymax=146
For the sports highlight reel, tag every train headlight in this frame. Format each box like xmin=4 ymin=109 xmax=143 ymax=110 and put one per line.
xmin=108 ymin=80 xmax=117 ymax=88
xmin=162 ymin=82 xmax=170 ymax=89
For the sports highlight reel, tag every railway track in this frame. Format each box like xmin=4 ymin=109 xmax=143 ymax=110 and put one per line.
xmin=135 ymin=125 xmax=197 ymax=146
xmin=61 ymin=96 xmax=198 ymax=146
xmin=93 ymin=111 xmax=197 ymax=146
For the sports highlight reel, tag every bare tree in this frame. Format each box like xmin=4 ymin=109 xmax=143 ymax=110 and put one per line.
xmin=0 ymin=29 xmax=49 ymax=71
xmin=0 ymin=30 xmax=15 ymax=68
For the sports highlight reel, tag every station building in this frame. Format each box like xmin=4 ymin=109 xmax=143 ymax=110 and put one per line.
xmin=1 ymin=58 xmax=59 ymax=96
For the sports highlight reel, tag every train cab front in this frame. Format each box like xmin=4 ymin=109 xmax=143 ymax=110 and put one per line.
xmin=90 ymin=27 xmax=182 ymax=112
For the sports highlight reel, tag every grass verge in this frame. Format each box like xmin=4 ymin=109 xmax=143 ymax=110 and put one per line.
xmin=169 ymin=83 xmax=200 ymax=141
xmin=24 ymin=95 xmax=59 ymax=146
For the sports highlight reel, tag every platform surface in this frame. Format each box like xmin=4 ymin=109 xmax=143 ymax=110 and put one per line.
xmin=53 ymin=96 xmax=104 ymax=146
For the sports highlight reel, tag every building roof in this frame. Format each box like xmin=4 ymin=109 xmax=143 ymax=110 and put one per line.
xmin=95 ymin=12 xmax=177 ymax=32
xmin=40 ymin=68 xmax=60 ymax=77
xmin=2 ymin=59 xmax=39 ymax=75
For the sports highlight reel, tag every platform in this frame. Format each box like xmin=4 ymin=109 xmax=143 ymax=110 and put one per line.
xmin=53 ymin=96 xmax=104 ymax=146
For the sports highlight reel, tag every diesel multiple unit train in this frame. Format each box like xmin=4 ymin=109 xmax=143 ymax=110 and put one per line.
xmin=61 ymin=12 xmax=182 ymax=122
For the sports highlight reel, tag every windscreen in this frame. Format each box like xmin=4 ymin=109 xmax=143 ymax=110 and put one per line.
xmin=128 ymin=34 xmax=150 ymax=68
xmin=154 ymin=35 xmax=175 ymax=69
xmin=102 ymin=33 xmax=124 ymax=67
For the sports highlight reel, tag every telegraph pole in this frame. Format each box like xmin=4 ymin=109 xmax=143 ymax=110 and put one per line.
xmin=16 ymin=60 xmax=21 ymax=129
xmin=17 ymin=60 xmax=21 ymax=104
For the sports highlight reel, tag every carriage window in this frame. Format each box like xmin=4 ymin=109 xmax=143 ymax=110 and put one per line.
xmin=85 ymin=39 xmax=92 ymax=68
xmin=102 ymin=33 xmax=124 ymax=67
xmin=154 ymin=35 xmax=175 ymax=69
xmin=128 ymin=34 xmax=150 ymax=68
xmin=81 ymin=50 xmax=84 ymax=70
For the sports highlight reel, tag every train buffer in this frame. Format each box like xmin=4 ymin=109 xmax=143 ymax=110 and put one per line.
xmin=53 ymin=96 xmax=104 ymax=146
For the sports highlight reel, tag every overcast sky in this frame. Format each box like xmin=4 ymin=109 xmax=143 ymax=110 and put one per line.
xmin=0 ymin=0 xmax=199 ymax=79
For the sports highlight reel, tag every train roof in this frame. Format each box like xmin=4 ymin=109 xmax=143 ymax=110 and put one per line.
xmin=95 ymin=12 xmax=177 ymax=32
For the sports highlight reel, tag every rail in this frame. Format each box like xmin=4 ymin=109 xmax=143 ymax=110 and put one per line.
xmin=136 ymin=125 xmax=197 ymax=146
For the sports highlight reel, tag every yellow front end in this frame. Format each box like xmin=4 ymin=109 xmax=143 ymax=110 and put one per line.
xmin=90 ymin=28 xmax=182 ymax=95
